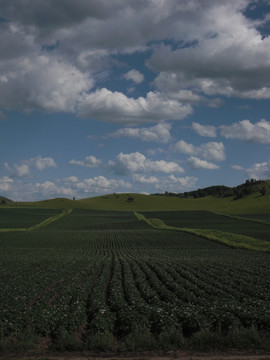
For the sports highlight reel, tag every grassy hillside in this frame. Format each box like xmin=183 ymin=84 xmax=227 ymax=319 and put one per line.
xmin=5 ymin=180 xmax=270 ymax=214
xmin=0 ymin=196 xmax=13 ymax=204
xmin=15 ymin=191 xmax=269 ymax=214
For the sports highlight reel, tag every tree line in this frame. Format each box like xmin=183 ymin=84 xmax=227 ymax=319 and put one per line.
xmin=153 ymin=179 xmax=266 ymax=200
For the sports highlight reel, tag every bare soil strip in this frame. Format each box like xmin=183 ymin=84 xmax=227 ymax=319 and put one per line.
xmin=2 ymin=351 xmax=270 ymax=360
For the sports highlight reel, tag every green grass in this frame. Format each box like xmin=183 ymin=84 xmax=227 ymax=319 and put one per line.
xmin=135 ymin=212 xmax=270 ymax=252
xmin=3 ymin=179 xmax=270 ymax=215
xmin=141 ymin=210 xmax=270 ymax=242
xmin=14 ymin=190 xmax=270 ymax=215
xmin=0 ymin=208 xmax=60 ymax=228
xmin=0 ymin=208 xmax=72 ymax=232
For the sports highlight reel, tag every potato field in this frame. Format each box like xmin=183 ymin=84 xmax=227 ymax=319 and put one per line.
xmin=0 ymin=208 xmax=270 ymax=352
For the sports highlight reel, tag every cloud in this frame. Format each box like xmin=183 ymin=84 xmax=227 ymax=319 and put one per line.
xmin=200 ymin=142 xmax=226 ymax=162
xmin=133 ymin=174 xmax=159 ymax=184
xmin=4 ymin=163 xmax=31 ymax=178
xmin=0 ymin=0 xmax=270 ymax=124
xmin=35 ymin=176 xmax=132 ymax=198
xmin=1 ymin=174 xmax=132 ymax=201
xmin=231 ymin=161 xmax=270 ymax=180
xmin=238 ymin=87 xmax=270 ymax=99
xmin=64 ymin=176 xmax=80 ymax=183
xmin=0 ymin=176 xmax=14 ymax=192
xmin=220 ymin=119 xmax=270 ymax=143
xmin=123 ymin=69 xmax=144 ymax=84
xmin=109 ymin=152 xmax=184 ymax=175
xmin=62 ymin=175 xmax=132 ymax=195
xmin=35 ymin=180 xmax=73 ymax=197
xmin=147 ymin=2 xmax=270 ymax=99
xmin=246 ymin=161 xmax=270 ymax=180
xmin=174 ymin=140 xmax=196 ymax=155
xmin=1 ymin=0 xmax=211 ymax=54
xmin=0 ymin=53 xmax=94 ymax=113
xmin=167 ymin=175 xmax=198 ymax=189
xmin=231 ymin=164 xmax=245 ymax=171
xmin=132 ymin=173 xmax=198 ymax=193
xmin=192 ymin=122 xmax=217 ymax=137
xmin=69 ymin=155 xmax=102 ymax=168
xmin=110 ymin=122 xmax=172 ymax=143
xmin=188 ymin=156 xmax=220 ymax=170
xmin=146 ymin=148 xmax=165 ymax=156
xmin=154 ymin=175 xmax=198 ymax=192
xmin=166 ymin=89 xmax=204 ymax=103
xmin=175 ymin=140 xmax=225 ymax=162
xmin=2 ymin=0 xmax=269 ymax=124
xmin=4 ymin=156 xmax=56 ymax=177
xmin=32 ymin=156 xmax=57 ymax=170
xmin=77 ymin=88 xmax=193 ymax=125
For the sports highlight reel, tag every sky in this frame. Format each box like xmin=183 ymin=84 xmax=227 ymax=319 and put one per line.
xmin=1 ymin=0 xmax=270 ymax=201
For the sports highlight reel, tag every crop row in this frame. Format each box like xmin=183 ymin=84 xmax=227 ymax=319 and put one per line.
xmin=1 ymin=211 xmax=270 ymax=348
xmin=142 ymin=210 xmax=270 ymax=242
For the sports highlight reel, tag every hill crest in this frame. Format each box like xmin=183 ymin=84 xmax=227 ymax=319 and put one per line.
xmin=153 ymin=179 xmax=269 ymax=199
xmin=2 ymin=179 xmax=269 ymax=214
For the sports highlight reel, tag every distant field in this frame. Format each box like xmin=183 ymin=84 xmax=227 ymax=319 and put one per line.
xmin=142 ymin=210 xmax=270 ymax=242
xmin=0 ymin=208 xmax=269 ymax=353
xmin=236 ymin=213 xmax=270 ymax=222
xmin=16 ymin=190 xmax=270 ymax=214
xmin=45 ymin=209 xmax=150 ymax=230
xmin=0 ymin=208 xmax=60 ymax=228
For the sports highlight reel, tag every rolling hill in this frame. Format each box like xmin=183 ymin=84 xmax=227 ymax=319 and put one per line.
xmin=0 ymin=196 xmax=13 ymax=204
xmin=4 ymin=179 xmax=269 ymax=214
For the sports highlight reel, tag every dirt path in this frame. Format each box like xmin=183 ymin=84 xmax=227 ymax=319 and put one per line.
xmin=3 ymin=352 xmax=270 ymax=360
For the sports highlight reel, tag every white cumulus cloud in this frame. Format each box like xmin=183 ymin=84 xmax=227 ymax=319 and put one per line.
xmin=77 ymin=88 xmax=193 ymax=125
xmin=154 ymin=175 xmax=198 ymax=192
xmin=188 ymin=156 xmax=220 ymax=170
xmin=0 ymin=53 xmax=94 ymax=113
xmin=192 ymin=122 xmax=217 ymax=137
xmin=66 ymin=176 xmax=132 ymax=195
xmin=123 ymin=69 xmax=145 ymax=84
xmin=231 ymin=165 xmax=245 ymax=171
xmin=149 ymin=2 xmax=270 ymax=100
xmin=246 ymin=161 xmax=270 ymax=180
xmin=220 ymin=119 xmax=270 ymax=143
xmin=31 ymin=157 xmax=57 ymax=170
xmin=35 ymin=176 xmax=132 ymax=199
xmin=69 ymin=155 xmax=102 ymax=168
xmin=175 ymin=140 xmax=225 ymax=162
xmin=0 ymin=176 xmax=14 ymax=192
xmin=4 ymin=156 xmax=57 ymax=177
xmin=35 ymin=180 xmax=73 ymax=197
xmin=132 ymin=175 xmax=159 ymax=184
xmin=110 ymin=122 xmax=171 ymax=143
xmin=109 ymin=152 xmax=184 ymax=175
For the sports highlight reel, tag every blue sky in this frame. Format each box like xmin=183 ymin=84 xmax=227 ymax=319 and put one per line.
xmin=1 ymin=0 xmax=270 ymax=201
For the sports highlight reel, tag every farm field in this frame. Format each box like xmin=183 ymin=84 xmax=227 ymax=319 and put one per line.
xmin=0 ymin=208 xmax=270 ymax=354
xmin=0 ymin=208 xmax=60 ymax=228
xmin=142 ymin=210 xmax=270 ymax=242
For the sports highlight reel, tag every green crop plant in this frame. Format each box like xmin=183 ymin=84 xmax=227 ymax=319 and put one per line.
xmin=135 ymin=212 xmax=270 ymax=252
xmin=0 ymin=208 xmax=269 ymax=354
